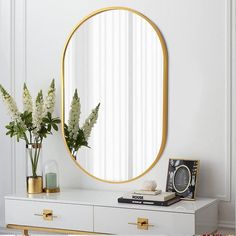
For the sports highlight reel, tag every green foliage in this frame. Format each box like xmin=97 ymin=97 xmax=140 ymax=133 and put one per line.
xmin=5 ymin=121 xmax=26 ymax=142
xmin=0 ymin=80 xmax=61 ymax=177
xmin=64 ymin=123 xmax=89 ymax=158
xmin=64 ymin=89 xmax=100 ymax=160
xmin=21 ymin=111 xmax=33 ymax=130
xmin=5 ymin=111 xmax=61 ymax=142
xmin=41 ymin=112 xmax=61 ymax=137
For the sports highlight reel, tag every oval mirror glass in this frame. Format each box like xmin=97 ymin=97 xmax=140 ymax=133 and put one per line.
xmin=62 ymin=7 xmax=168 ymax=182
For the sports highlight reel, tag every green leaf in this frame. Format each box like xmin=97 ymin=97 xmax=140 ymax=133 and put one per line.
xmin=42 ymin=117 xmax=50 ymax=123
xmin=47 ymin=124 xmax=51 ymax=132
xmin=47 ymin=112 xmax=52 ymax=120
xmin=53 ymin=119 xmax=61 ymax=124
xmin=52 ymin=124 xmax=58 ymax=131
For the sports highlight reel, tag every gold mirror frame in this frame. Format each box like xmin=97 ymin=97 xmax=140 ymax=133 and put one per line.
xmin=61 ymin=6 xmax=168 ymax=183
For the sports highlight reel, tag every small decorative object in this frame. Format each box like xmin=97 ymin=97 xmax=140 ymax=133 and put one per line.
xmin=43 ymin=160 xmax=60 ymax=193
xmin=64 ymin=89 xmax=100 ymax=160
xmin=141 ymin=180 xmax=157 ymax=191
xmin=0 ymin=80 xmax=61 ymax=194
xmin=166 ymin=158 xmax=200 ymax=200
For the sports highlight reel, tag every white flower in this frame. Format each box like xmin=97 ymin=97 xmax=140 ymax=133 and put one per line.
xmin=82 ymin=103 xmax=100 ymax=140
xmin=0 ymin=84 xmax=22 ymax=123
xmin=68 ymin=89 xmax=80 ymax=140
xmin=23 ymin=83 xmax=33 ymax=113
xmin=32 ymin=90 xmax=44 ymax=137
xmin=44 ymin=79 xmax=55 ymax=117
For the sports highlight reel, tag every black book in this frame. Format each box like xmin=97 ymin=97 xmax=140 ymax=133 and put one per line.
xmin=118 ymin=196 xmax=181 ymax=206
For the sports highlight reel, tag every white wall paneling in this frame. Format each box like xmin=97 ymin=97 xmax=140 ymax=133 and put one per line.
xmin=0 ymin=0 xmax=15 ymax=226
xmin=232 ymin=0 xmax=236 ymax=230
xmin=223 ymin=0 xmax=232 ymax=202
xmin=0 ymin=0 xmax=28 ymax=227
xmin=0 ymin=0 xmax=234 ymax=229
xmin=13 ymin=0 xmax=27 ymax=194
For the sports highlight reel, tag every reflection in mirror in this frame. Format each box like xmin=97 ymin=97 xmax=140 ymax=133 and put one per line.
xmin=63 ymin=8 xmax=167 ymax=182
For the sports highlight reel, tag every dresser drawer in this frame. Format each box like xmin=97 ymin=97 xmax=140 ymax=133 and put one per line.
xmin=5 ymin=199 xmax=93 ymax=232
xmin=94 ymin=206 xmax=195 ymax=234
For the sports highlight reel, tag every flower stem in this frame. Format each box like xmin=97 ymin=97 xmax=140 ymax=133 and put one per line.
xmin=34 ymin=143 xmax=41 ymax=175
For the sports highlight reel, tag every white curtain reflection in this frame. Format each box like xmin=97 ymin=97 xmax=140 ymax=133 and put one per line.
xmin=65 ymin=10 xmax=163 ymax=181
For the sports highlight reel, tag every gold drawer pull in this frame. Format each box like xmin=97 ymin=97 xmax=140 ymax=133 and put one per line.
xmin=128 ymin=217 xmax=154 ymax=230
xmin=34 ymin=209 xmax=57 ymax=221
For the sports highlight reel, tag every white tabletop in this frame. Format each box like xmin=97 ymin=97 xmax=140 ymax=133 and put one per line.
xmin=5 ymin=188 xmax=218 ymax=214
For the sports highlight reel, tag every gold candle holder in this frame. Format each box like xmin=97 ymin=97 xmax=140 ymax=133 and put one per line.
xmin=43 ymin=187 xmax=60 ymax=193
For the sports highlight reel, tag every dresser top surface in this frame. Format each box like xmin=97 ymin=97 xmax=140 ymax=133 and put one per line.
xmin=5 ymin=188 xmax=217 ymax=214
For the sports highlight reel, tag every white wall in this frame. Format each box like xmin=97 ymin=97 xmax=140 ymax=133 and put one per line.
xmin=0 ymin=0 xmax=15 ymax=227
xmin=0 ymin=0 xmax=235 ymax=229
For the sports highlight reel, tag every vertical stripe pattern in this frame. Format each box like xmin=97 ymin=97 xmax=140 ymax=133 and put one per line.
xmin=64 ymin=10 xmax=163 ymax=181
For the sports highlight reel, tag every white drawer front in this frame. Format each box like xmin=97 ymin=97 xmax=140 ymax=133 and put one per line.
xmin=94 ymin=206 xmax=195 ymax=234
xmin=5 ymin=199 xmax=93 ymax=232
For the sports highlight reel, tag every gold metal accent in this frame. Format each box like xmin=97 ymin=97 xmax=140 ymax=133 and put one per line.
xmin=61 ymin=6 xmax=168 ymax=183
xmin=34 ymin=209 xmax=57 ymax=221
xmin=7 ymin=224 xmax=104 ymax=235
xmin=26 ymin=143 xmax=42 ymax=149
xmin=128 ymin=217 xmax=154 ymax=230
xmin=27 ymin=176 xmax=43 ymax=194
xmin=43 ymin=187 xmax=60 ymax=193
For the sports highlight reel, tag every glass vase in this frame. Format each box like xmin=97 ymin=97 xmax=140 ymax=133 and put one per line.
xmin=26 ymin=143 xmax=43 ymax=194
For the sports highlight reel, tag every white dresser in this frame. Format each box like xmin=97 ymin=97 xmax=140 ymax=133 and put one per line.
xmin=5 ymin=189 xmax=218 ymax=235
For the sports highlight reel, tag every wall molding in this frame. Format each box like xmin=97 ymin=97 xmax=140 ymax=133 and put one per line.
xmin=10 ymin=0 xmax=16 ymax=196
xmin=12 ymin=0 xmax=27 ymax=194
xmin=0 ymin=0 xmax=16 ymax=227
xmin=218 ymin=220 xmax=235 ymax=230
xmin=215 ymin=0 xmax=232 ymax=202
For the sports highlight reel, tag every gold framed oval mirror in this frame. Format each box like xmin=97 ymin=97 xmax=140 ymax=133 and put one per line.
xmin=61 ymin=7 xmax=168 ymax=183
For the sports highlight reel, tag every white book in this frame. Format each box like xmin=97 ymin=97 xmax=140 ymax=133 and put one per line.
xmin=123 ymin=192 xmax=176 ymax=202
xmin=132 ymin=189 xmax=162 ymax=195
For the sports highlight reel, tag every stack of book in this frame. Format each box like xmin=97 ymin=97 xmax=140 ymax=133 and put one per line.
xmin=118 ymin=190 xmax=181 ymax=206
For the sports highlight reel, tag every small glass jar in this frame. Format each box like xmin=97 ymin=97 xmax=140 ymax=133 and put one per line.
xmin=43 ymin=160 xmax=60 ymax=193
